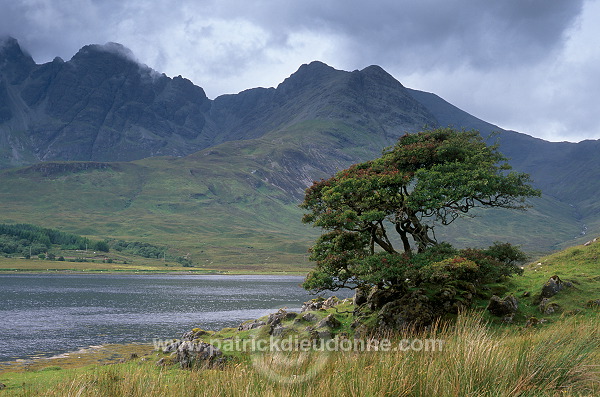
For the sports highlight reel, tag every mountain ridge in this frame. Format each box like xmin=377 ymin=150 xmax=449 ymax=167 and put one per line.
xmin=1 ymin=37 xmax=599 ymax=266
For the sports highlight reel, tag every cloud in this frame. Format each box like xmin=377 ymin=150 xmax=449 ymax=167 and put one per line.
xmin=0 ymin=0 xmax=597 ymax=142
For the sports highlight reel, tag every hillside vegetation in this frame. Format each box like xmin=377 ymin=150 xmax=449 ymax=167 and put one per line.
xmin=1 ymin=38 xmax=599 ymax=268
xmin=1 ymin=240 xmax=598 ymax=396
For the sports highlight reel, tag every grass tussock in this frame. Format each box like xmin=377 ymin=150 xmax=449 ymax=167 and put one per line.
xmin=7 ymin=313 xmax=598 ymax=397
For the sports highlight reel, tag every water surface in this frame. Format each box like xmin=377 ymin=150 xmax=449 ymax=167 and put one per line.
xmin=0 ymin=273 xmax=346 ymax=363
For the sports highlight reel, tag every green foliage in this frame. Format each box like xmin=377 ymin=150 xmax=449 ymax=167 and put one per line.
xmin=301 ymin=128 xmax=540 ymax=293
xmin=92 ymin=240 xmax=110 ymax=253
xmin=417 ymin=257 xmax=480 ymax=284
xmin=0 ymin=223 xmax=92 ymax=255
xmin=459 ymin=243 xmax=526 ymax=283
xmin=108 ymin=239 xmax=164 ymax=258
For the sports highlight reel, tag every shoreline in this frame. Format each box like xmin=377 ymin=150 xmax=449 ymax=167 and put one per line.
xmin=0 ymin=258 xmax=310 ymax=276
xmin=0 ymin=343 xmax=156 ymax=373
xmin=0 ymin=269 xmax=308 ymax=276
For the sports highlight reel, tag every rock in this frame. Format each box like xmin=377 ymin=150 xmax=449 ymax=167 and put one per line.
xmin=301 ymin=313 xmax=318 ymax=322
xmin=585 ymin=299 xmax=600 ymax=308
xmin=0 ymin=383 xmax=5 ymax=390
xmin=161 ymin=340 xmax=182 ymax=353
xmin=182 ymin=328 xmax=210 ymax=341
xmin=540 ymin=275 xmax=568 ymax=299
xmin=270 ymin=324 xmax=288 ymax=337
xmin=316 ymin=314 xmax=341 ymax=329
xmin=156 ymin=357 xmax=166 ymax=366
xmin=176 ymin=341 xmax=223 ymax=369
xmin=353 ymin=287 xmax=368 ymax=306
xmin=487 ymin=295 xmax=519 ymax=317
xmin=353 ymin=324 xmax=370 ymax=339
xmin=266 ymin=308 xmax=296 ymax=326
xmin=501 ymin=313 xmax=516 ymax=323
xmin=377 ymin=289 xmax=435 ymax=330
xmin=294 ymin=312 xmax=318 ymax=324
xmin=316 ymin=329 xmax=332 ymax=340
xmin=538 ymin=298 xmax=561 ymax=314
xmin=301 ymin=296 xmax=340 ymax=312
xmin=367 ymin=286 xmax=399 ymax=310
xmin=525 ymin=317 xmax=540 ymax=327
xmin=238 ymin=320 xmax=266 ymax=331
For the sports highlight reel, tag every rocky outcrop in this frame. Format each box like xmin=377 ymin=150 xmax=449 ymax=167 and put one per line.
xmin=487 ymin=295 xmax=519 ymax=322
xmin=540 ymin=275 xmax=570 ymax=299
xmin=237 ymin=319 xmax=266 ymax=331
xmin=301 ymin=296 xmax=341 ymax=312
xmin=585 ymin=299 xmax=600 ymax=308
xmin=316 ymin=314 xmax=341 ymax=329
xmin=175 ymin=340 xmax=224 ymax=369
xmin=376 ymin=289 xmax=436 ymax=330
xmin=538 ymin=298 xmax=561 ymax=315
xmin=267 ymin=308 xmax=297 ymax=326
xmin=487 ymin=295 xmax=519 ymax=316
xmin=182 ymin=328 xmax=211 ymax=341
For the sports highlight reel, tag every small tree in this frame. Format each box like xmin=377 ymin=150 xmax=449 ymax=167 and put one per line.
xmin=301 ymin=128 xmax=540 ymax=293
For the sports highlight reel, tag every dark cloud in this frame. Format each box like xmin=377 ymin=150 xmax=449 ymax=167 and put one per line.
xmin=0 ymin=0 xmax=597 ymax=141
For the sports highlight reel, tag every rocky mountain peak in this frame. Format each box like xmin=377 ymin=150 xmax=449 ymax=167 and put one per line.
xmin=72 ymin=42 xmax=137 ymax=63
xmin=276 ymin=61 xmax=343 ymax=92
xmin=0 ymin=36 xmax=36 ymax=83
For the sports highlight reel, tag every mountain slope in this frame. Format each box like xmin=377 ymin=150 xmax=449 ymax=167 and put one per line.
xmin=1 ymin=38 xmax=599 ymax=267
xmin=408 ymin=89 xmax=600 ymax=241
xmin=0 ymin=37 xmax=434 ymax=169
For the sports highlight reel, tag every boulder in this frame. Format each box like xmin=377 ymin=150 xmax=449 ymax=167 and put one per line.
xmin=585 ymin=299 xmax=600 ymax=308
xmin=367 ymin=286 xmax=399 ymax=310
xmin=301 ymin=296 xmax=340 ymax=312
xmin=301 ymin=313 xmax=318 ymax=323
xmin=176 ymin=340 xmax=223 ymax=369
xmin=316 ymin=314 xmax=341 ymax=329
xmin=270 ymin=324 xmax=288 ymax=337
xmin=161 ymin=340 xmax=182 ymax=353
xmin=377 ymin=289 xmax=435 ymax=330
xmin=316 ymin=329 xmax=332 ymax=340
xmin=525 ymin=317 xmax=539 ymax=327
xmin=238 ymin=319 xmax=266 ymax=331
xmin=182 ymin=328 xmax=210 ymax=341
xmin=540 ymin=275 xmax=569 ymax=299
xmin=353 ymin=287 xmax=368 ymax=307
xmin=267 ymin=309 xmax=296 ymax=326
xmin=538 ymin=298 xmax=561 ymax=315
xmin=487 ymin=295 xmax=519 ymax=317
xmin=525 ymin=317 xmax=547 ymax=327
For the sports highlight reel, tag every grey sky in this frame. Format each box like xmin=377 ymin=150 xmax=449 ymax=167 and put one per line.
xmin=1 ymin=0 xmax=598 ymax=142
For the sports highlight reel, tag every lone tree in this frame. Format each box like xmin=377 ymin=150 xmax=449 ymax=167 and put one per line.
xmin=300 ymin=128 xmax=541 ymax=293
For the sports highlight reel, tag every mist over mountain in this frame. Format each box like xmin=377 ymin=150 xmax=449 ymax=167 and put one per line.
xmin=1 ymin=37 xmax=598 ymax=263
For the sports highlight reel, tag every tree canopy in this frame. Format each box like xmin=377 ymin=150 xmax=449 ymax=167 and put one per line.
xmin=300 ymin=128 xmax=540 ymax=293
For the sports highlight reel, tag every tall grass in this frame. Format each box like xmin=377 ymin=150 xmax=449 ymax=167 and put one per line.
xmin=11 ymin=314 xmax=599 ymax=396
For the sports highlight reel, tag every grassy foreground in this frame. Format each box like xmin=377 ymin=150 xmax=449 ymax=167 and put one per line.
xmin=1 ymin=239 xmax=598 ymax=395
xmin=1 ymin=313 xmax=598 ymax=396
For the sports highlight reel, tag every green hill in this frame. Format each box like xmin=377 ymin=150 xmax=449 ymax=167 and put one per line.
xmin=1 ymin=39 xmax=599 ymax=269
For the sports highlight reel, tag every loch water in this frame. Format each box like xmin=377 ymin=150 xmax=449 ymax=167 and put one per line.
xmin=0 ymin=273 xmax=345 ymax=363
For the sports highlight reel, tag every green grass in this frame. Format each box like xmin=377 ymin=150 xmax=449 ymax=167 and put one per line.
xmin=1 ymin=116 xmax=597 ymax=272
xmin=2 ymin=240 xmax=599 ymax=395
xmin=483 ymin=237 xmax=600 ymax=325
xmin=1 ymin=313 xmax=597 ymax=396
